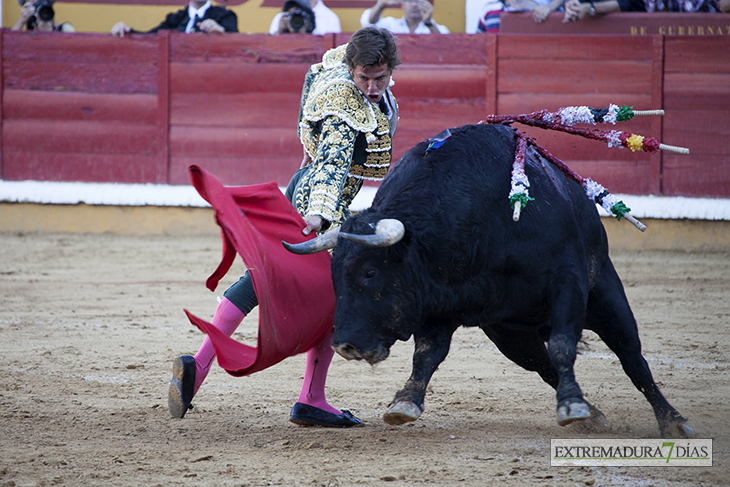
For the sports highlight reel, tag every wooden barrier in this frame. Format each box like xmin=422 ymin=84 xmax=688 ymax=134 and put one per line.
xmin=499 ymin=12 xmax=730 ymax=37
xmin=1 ymin=29 xmax=728 ymax=197
xmin=166 ymin=33 xmax=333 ymax=186
xmin=662 ymin=36 xmax=730 ymax=197
xmin=495 ymin=34 xmax=662 ymax=195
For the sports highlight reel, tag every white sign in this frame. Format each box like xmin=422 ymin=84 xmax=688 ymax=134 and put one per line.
xmin=550 ymin=439 xmax=712 ymax=467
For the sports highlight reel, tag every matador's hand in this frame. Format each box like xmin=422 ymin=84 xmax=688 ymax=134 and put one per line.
xmin=302 ymin=215 xmax=325 ymax=236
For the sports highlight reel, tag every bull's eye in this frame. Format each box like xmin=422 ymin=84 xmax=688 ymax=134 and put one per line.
xmin=364 ymin=269 xmax=377 ymax=280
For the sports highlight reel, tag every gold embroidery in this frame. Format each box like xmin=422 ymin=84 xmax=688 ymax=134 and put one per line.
xmin=295 ymin=44 xmax=395 ymax=228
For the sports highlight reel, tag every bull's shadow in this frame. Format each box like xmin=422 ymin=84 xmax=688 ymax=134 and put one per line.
xmin=285 ymin=123 xmax=694 ymax=438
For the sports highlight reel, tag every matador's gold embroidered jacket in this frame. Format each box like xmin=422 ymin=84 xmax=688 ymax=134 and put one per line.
xmin=293 ymin=44 xmax=399 ymax=231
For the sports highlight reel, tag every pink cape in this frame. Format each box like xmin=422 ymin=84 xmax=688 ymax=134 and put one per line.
xmin=184 ymin=165 xmax=336 ymax=377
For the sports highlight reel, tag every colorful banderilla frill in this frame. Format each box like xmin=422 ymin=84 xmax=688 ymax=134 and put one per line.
xmin=508 ymin=132 xmax=534 ymax=222
xmin=514 ymin=104 xmax=665 ymax=127
xmin=477 ymin=105 xmax=690 ymax=231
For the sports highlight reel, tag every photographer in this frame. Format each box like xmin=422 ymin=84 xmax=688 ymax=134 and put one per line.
xmin=272 ymin=0 xmax=317 ymax=34
xmin=269 ymin=0 xmax=341 ymax=35
xmin=12 ymin=0 xmax=75 ymax=32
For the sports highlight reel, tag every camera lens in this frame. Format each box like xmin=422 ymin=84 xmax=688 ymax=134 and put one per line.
xmin=289 ymin=13 xmax=304 ymax=30
xmin=35 ymin=2 xmax=54 ymax=22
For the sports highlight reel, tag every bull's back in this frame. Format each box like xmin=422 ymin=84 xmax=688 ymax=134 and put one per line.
xmin=381 ymin=124 xmax=602 ymax=234
xmin=375 ymin=123 xmax=608 ymax=281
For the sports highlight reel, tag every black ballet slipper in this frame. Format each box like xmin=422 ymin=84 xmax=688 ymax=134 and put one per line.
xmin=168 ymin=355 xmax=196 ymax=419
xmin=289 ymin=402 xmax=363 ymax=428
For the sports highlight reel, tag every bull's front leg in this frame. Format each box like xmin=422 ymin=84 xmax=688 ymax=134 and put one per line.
xmin=383 ymin=320 xmax=458 ymax=425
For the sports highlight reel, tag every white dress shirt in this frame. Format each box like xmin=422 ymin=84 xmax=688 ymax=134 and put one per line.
xmin=360 ymin=8 xmax=450 ymax=34
xmin=185 ymin=1 xmax=212 ymax=33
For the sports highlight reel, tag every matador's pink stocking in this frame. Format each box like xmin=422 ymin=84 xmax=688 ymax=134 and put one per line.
xmin=297 ymin=331 xmax=341 ymax=415
xmin=193 ymin=297 xmax=245 ymax=394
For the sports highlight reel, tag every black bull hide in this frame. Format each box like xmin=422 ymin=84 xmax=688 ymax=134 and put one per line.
xmin=316 ymin=124 xmax=692 ymax=437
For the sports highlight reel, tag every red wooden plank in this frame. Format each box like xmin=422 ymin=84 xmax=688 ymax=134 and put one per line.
xmin=2 ymin=151 xmax=165 ymax=183
xmin=333 ymin=33 xmax=352 ymax=47
xmin=561 ymin=157 xmax=661 ymax=195
xmin=664 ymin=37 xmax=730 ymax=74
xmin=499 ymin=12 xmax=730 ymax=37
xmin=498 ymin=93 xmax=655 ymax=117
xmin=396 ymin=97 xmax=486 ymax=122
xmin=169 ymin=126 xmax=301 ymax=157
xmin=0 ymin=32 xmax=3 ymax=180
xmin=651 ymin=35 xmax=665 ymax=196
xmin=158 ymin=30 xmax=171 ymax=184
xmin=662 ymin=154 xmax=730 ymax=197
xmin=663 ymin=73 xmax=730 ymax=110
xmin=170 ymin=93 xmax=301 ymax=127
xmin=650 ymin=36 xmax=664 ymax=114
xmin=394 ymin=34 xmax=487 ymax=65
xmin=170 ymin=31 xmax=331 ymax=64
xmin=4 ymin=120 xmax=158 ymax=154
xmin=497 ymin=34 xmax=655 ymax=60
xmin=2 ymin=31 xmax=158 ymax=64
xmin=498 ymin=58 xmax=654 ymax=95
xmin=170 ymin=63 xmax=310 ymax=94
xmin=391 ymin=65 xmax=486 ymax=99
xmin=169 ymin=155 xmax=299 ymax=186
xmin=3 ymin=90 xmax=157 ymax=124
xmin=3 ymin=61 xmax=157 ymax=94
xmin=662 ymin=109 xmax=730 ymax=155
xmin=486 ymin=34 xmax=497 ymax=116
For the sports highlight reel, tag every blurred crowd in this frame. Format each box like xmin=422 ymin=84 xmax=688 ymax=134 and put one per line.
xmin=8 ymin=0 xmax=730 ymax=36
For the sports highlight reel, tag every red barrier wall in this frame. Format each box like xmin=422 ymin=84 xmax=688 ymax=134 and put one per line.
xmin=1 ymin=29 xmax=728 ymax=197
xmin=500 ymin=12 xmax=730 ymax=36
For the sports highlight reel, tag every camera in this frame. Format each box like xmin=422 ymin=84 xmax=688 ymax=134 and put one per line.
xmin=33 ymin=0 xmax=54 ymax=22
xmin=287 ymin=7 xmax=315 ymax=33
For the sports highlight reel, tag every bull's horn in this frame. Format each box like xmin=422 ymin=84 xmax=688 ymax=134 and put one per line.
xmin=340 ymin=219 xmax=405 ymax=247
xmin=282 ymin=228 xmax=340 ymax=255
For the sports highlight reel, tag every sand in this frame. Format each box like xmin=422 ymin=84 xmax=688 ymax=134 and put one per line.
xmin=1 ymin=231 xmax=728 ymax=486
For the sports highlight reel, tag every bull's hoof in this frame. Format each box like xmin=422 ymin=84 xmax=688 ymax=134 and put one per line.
xmin=660 ymin=417 xmax=695 ymax=439
xmin=383 ymin=401 xmax=422 ymax=425
xmin=557 ymin=398 xmax=591 ymax=426
xmin=570 ymin=403 xmax=610 ymax=433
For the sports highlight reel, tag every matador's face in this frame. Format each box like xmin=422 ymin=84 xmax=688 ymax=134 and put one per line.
xmin=350 ymin=64 xmax=391 ymax=104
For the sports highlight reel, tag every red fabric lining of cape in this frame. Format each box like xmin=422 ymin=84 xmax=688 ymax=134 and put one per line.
xmin=184 ymin=165 xmax=335 ymax=377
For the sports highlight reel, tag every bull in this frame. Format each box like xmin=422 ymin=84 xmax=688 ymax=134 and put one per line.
xmin=284 ymin=123 xmax=694 ymax=438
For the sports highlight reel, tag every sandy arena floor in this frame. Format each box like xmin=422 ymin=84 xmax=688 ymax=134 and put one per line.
xmin=0 ymin=231 xmax=728 ymax=486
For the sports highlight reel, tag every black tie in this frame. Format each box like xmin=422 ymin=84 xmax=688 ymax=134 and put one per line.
xmin=191 ymin=14 xmax=201 ymax=32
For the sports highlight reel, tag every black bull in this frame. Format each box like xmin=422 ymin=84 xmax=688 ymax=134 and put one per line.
xmin=284 ymin=123 xmax=694 ymax=438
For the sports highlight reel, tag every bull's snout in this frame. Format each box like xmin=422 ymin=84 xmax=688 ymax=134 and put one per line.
xmin=333 ymin=341 xmax=390 ymax=364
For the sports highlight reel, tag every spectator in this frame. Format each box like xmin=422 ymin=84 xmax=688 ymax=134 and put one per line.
xmin=644 ymin=0 xmax=724 ymax=10
xmin=111 ymin=0 xmax=237 ymax=37
xmin=12 ymin=0 xmax=75 ymax=32
xmin=269 ymin=0 xmax=342 ymax=35
xmin=271 ymin=0 xmax=317 ymax=34
xmin=563 ymin=0 xmax=726 ymax=21
xmin=361 ymin=0 xmax=450 ymax=34
xmin=514 ymin=0 xmax=566 ymax=23
xmin=474 ymin=0 xmax=504 ymax=32
xmin=475 ymin=0 xmax=566 ymax=32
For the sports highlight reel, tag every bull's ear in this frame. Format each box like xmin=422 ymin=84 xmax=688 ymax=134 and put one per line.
xmin=282 ymin=228 xmax=340 ymax=255
xmin=339 ymin=219 xmax=405 ymax=247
